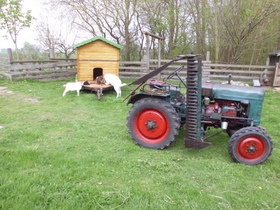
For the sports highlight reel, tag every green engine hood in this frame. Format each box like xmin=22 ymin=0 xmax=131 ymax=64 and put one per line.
xmin=212 ymin=84 xmax=265 ymax=101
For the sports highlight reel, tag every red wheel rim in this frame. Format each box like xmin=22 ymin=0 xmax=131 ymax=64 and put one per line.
xmin=237 ymin=136 xmax=266 ymax=161
xmin=133 ymin=108 xmax=170 ymax=144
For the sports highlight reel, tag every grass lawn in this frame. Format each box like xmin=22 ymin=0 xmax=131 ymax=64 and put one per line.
xmin=0 ymin=77 xmax=279 ymax=209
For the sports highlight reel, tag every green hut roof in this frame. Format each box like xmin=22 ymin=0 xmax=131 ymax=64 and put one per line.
xmin=74 ymin=36 xmax=123 ymax=49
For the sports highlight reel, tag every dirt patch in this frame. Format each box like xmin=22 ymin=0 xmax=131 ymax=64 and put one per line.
xmin=0 ymin=86 xmax=14 ymax=95
xmin=0 ymin=86 xmax=40 ymax=103
xmin=23 ymin=98 xmax=40 ymax=103
xmin=262 ymin=86 xmax=280 ymax=92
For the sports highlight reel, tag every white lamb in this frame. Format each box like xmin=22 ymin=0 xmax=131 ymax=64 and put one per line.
xmin=62 ymin=81 xmax=84 ymax=96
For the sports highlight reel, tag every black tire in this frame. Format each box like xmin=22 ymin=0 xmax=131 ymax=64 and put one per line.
xmin=127 ymin=97 xmax=180 ymax=149
xmin=228 ymin=127 xmax=273 ymax=165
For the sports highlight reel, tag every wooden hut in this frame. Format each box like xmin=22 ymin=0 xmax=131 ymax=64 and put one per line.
xmin=268 ymin=50 xmax=280 ymax=66
xmin=74 ymin=36 xmax=123 ymax=82
xmin=269 ymin=51 xmax=280 ymax=86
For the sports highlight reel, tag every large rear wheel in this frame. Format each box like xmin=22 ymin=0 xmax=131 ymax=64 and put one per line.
xmin=127 ymin=98 xmax=180 ymax=149
xmin=228 ymin=127 xmax=273 ymax=165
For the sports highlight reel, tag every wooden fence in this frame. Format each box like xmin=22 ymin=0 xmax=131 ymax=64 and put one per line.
xmin=0 ymin=57 xmax=76 ymax=81
xmin=0 ymin=50 xmax=276 ymax=85
xmin=119 ymin=59 xmax=275 ymax=86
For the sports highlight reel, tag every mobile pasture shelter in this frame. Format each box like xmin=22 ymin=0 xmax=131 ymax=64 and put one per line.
xmin=74 ymin=36 xmax=123 ymax=82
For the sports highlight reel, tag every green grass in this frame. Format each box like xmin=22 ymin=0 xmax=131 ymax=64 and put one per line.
xmin=0 ymin=77 xmax=279 ymax=209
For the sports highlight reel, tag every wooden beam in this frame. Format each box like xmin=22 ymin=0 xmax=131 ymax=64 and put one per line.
xmin=143 ymin=31 xmax=163 ymax=40
xmin=7 ymin=48 xmax=12 ymax=64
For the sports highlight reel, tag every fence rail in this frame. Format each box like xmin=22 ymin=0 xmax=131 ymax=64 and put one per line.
xmin=0 ymin=56 xmax=77 ymax=81
xmin=0 ymin=53 xmax=276 ymax=85
xmin=0 ymin=56 xmax=10 ymax=70
xmin=120 ymin=59 xmax=275 ymax=85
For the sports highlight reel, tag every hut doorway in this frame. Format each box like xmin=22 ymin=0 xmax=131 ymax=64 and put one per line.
xmin=93 ymin=68 xmax=103 ymax=80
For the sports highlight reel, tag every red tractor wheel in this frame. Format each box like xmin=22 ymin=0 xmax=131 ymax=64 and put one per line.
xmin=228 ymin=127 xmax=273 ymax=165
xmin=127 ymin=98 xmax=180 ymax=149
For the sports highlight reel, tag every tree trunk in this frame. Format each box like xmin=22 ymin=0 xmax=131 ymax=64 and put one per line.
xmin=277 ymin=37 xmax=280 ymax=51
xmin=214 ymin=0 xmax=219 ymax=63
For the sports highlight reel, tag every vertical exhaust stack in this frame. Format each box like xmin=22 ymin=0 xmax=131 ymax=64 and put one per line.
xmin=184 ymin=55 xmax=212 ymax=149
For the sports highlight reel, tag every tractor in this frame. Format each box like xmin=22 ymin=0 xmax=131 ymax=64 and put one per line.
xmin=124 ymin=54 xmax=273 ymax=165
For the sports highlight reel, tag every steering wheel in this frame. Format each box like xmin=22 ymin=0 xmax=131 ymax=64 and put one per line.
xmin=167 ymin=65 xmax=184 ymax=79
xmin=152 ymin=84 xmax=164 ymax=90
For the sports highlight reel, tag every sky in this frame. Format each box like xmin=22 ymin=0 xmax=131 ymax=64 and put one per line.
xmin=1 ymin=0 xmax=91 ymax=50
xmin=0 ymin=0 xmax=56 ymax=49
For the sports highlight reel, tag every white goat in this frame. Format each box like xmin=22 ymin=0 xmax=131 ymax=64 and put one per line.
xmin=103 ymin=74 xmax=126 ymax=98
xmin=62 ymin=81 xmax=84 ymax=96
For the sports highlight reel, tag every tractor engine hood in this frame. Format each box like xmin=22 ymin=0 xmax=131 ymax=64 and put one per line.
xmin=202 ymin=83 xmax=265 ymax=101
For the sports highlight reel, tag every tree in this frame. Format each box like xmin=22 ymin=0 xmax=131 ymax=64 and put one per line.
xmin=213 ymin=0 xmax=279 ymax=64
xmin=139 ymin=0 xmax=192 ymax=58
xmin=54 ymin=0 xmax=141 ymax=61
xmin=35 ymin=16 xmax=78 ymax=59
xmin=50 ymin=0 xmax=280 ymax=64
xmin=188 ymin=0 xmax=209 ymax=58
xmin=19 ymin=42 xmax=48 ymax=60
xmin=0 ymin=0 xmax=33 ymax=59
xmin=36 ymin=22 xmax=56 ymax=59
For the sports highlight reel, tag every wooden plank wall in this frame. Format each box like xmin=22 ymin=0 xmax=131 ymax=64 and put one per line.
xmin=76 ymin=41 xmax=120 ymax=81
xmin=273 ymin=63 xmax=280 ymax=86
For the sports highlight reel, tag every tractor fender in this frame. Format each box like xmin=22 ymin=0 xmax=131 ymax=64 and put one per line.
xmin=127 ymin=93 xmax=170 ymax=105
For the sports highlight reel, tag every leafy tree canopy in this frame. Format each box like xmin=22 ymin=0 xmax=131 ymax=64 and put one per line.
xmin=0 ymin=0 xmax=33 ymax=59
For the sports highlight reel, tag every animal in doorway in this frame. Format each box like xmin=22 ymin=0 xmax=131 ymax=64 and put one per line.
xmin=62 ymin=81 xmax=84 ymax=96
xmin=96 ymin=75 xmax=106 ymax=85
xmin=97 ymin=74 xmax=126 ymax=97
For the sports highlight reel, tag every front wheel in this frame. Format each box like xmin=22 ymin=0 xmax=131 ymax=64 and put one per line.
xmin=127 ymin=98 xmax=180 ymax=149
xmin=228 ymin=127 xmax=273 ymax=165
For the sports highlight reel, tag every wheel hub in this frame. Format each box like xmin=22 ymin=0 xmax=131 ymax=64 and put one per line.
xmin=145 ymin=120 xmax=157 ymax=130
xmin=238 ymin=137 xmax=265 ymax=159
xmin=134 ymin=109 xmax=169 ymax=141
xmin=247 ymin=144 xmax=257 ymax=154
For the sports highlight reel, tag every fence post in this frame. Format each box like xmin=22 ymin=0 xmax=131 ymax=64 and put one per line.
xmin=206 ymin=51 xmax=210 ymax=63
xmin=7 ymin=48 xmax=13 ymax=64
xmin=145 ymin=33 xmax=150 ymax=73
xmin=202 ymin=51 xmax=211 ymax=82
xmin=273 ymin=62 xmax=280 ymax=86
